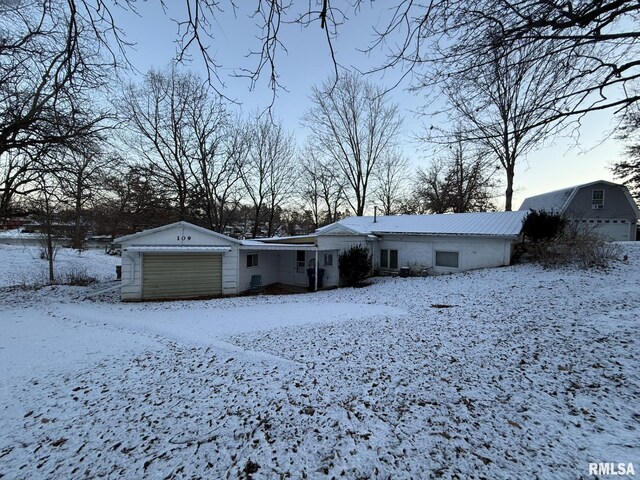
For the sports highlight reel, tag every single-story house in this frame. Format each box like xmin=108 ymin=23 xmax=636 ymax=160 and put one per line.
xmin=115 ymin=211 xmax=527 ymax=301
xmin=519 ymin=180 xmax=640 ymax=241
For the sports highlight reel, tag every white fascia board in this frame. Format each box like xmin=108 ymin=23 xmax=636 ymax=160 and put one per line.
xmin=239 ymin=244 xmax=319 ymax=251
xmin=125 ymin=245 xmax=232 ymax=253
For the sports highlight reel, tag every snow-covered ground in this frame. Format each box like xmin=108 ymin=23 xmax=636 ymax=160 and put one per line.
xmin=0 ymin=244 xmax=638 ymax=479
xmin=0 ymin=244 xmax=120 ymax=288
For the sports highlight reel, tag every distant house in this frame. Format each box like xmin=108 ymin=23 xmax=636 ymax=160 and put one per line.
xmin=519 ymin=180 xmax=640 ymax=241
xmin=116 ymin=211 xmax=526 ymax=301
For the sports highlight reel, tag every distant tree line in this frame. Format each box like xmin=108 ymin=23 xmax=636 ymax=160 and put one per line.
xmin=2 ymin=0 xmax=639 ymax=251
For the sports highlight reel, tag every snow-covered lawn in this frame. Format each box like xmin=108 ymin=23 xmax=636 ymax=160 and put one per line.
xmin=1 ymin=244 xmax=638 ymax=479
xmin=0 ymin=244 xmax=120 ymax=288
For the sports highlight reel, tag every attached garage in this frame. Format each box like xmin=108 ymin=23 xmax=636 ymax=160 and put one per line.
xmin=141 ymin=253 xmax=222 ymax=300
xmin=116 ymin=222 xmax=240 ymax=301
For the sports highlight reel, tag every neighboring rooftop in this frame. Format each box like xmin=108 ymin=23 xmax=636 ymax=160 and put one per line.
xmin=316 ymin=211 xmax=527 ymax=237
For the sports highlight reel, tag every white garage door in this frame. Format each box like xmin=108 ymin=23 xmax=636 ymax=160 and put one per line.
xmin=142 ymin=253 xmax=223 ymax=300
xmin=593 ymin=221 xmax=631 ymax=241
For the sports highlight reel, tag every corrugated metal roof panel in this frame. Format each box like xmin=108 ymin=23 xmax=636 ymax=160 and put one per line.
xmin=319 ymin=211 xmax=527 ymax=237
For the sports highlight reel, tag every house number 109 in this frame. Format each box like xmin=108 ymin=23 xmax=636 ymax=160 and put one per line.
xmin=177 ymin=235 xmax=192 ymax=241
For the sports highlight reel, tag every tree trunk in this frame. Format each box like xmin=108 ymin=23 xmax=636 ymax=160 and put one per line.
xmin=505 ymin=167 xmax=514 ymax=211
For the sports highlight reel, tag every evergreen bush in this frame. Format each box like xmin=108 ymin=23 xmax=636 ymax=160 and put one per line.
xmin=338 ymin=246 xmax=372 ymax=287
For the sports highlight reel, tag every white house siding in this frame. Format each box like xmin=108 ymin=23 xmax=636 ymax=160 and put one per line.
xmin=238 ymin=250 xmax=279 ymax=292
xmin=318 ymin=250 xmax=340 ymax=287
xmin=315 ymin=235 xmax=373 ymax=285
xmin=377 ymin=235 xmax=513 ymax=274
xmin=118 ymin=223 xmax=240 ymax=301
xmin=277 ymin=250 xmax=311 ymax=287
xmin=121 ymin=251 xmax=142 ymax=301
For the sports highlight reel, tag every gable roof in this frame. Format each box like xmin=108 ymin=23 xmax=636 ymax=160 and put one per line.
xmin=519 ymin=180 xmax=640 ymax=215
xmin=316 ymin=211 xmax=527 ymax=237
xmin=115 ymin=221 xmax=241 ymax=244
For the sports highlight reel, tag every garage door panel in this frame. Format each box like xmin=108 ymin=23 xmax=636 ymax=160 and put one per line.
xmin=142 ymin=253 xmax=222 ymax=300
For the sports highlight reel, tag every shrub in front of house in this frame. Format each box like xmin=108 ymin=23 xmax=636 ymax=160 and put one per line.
xmin=338 ymin=246 xmax=372 ymax=287
xmin=522 ymin=210 xmax=565 ymax=242
xmin=522 ymin=212 xmax=621 ymax=269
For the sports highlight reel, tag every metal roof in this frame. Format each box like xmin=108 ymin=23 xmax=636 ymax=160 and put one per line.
xmin=518 ymin=180 xmax=640 ymax=216
xmin=316 ymin=211 xmax=527 ymax=237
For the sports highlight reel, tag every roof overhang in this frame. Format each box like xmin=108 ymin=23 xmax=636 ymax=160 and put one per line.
xmin=125 ymin=245 xmax=232 ymax=253
xmin=239 ymin=243 xmax=319 ymax=251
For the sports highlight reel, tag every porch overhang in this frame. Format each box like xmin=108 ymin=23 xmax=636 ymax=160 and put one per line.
xmin=239 ymin=243 xmax=321 ymax=251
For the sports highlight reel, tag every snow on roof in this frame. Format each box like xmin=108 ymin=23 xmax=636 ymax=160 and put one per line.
xmin=115 ymin=221 xmax=240 ymax=244
xmin=518 ymin=180 xmax=634 ymax=213
xmin=519 ymin=187 xmax=575 ymax=213
xmin=317 ymin=211 xmax=527 ymax=237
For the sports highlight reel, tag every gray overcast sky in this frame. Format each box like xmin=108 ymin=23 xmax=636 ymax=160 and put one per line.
xmin=114 ymin=2 xmax=620 ymax=210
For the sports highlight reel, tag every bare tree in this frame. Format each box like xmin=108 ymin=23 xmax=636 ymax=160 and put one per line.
xmin=53 ymin=141 xmax=111 ymax=249
xmin=0 ymin=1 xmax=111 ymax=221
xmin=411 ymin=136 xmax=497 ymax=214
xmin=98 ymin=161 xmax=173 ymax=236
xmin=613 ymin=108 xmax=640 ymax=202
xmin=28 ymin=170 xmax=64 ymax=283
xmin=299 ymin=147 xmax=346 ymax=228
xmin=304 ymin=72 xmax=403 ymax=216
xmin=239 ymin=116 xmax=297 ymax=237
xmin=368 ymin=1 xmax=640 ymax=124
xmin=433 ymin=43 xmax=570 ymax=210
xmin=186 ymin=99 xmax=244 ymax=233
xmin=121 ymin=66 xmax=202 ymax=220
xmin=373 ymin=151 xmax=411 ymax=216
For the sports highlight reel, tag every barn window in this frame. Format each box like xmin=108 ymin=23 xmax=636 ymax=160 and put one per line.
xmin=435 ymin=251 xmax=459 ymax=268
xmin=246 ymin=253 xmax=259 ymax=268
xmin=592 ymin=189 xmax=604 ymax=209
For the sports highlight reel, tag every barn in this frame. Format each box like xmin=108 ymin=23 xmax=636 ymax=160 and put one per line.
xmin=519 ymin=180 xmax=640 ymax=241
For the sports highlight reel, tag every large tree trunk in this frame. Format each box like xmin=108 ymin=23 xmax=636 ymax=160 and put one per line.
xmin=504 ymin=167 xmax=514 ymax=211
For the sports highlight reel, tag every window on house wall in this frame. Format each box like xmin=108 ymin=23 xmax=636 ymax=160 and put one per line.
xmin=435 ymin=251 xmax=459 ymax=268
xmin=380 ymin=249 xmax=398 ymax=269
xmin=323 ymin=253 xmax=333 ymax=266
xmin=246 ymin=253 xmax=259 ymax=268
xmin=592 ymin=189 xmax=604 ymax=209
xmin=296 ymin=250 xmax=306 ymax=272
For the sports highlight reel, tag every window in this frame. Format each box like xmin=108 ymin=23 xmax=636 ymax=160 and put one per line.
xmin=296 ymin=250 xmax=306 ymax=272
xmin=323 ymin=253 xmax=333 ymax=266
xmin=435 ymin=251 xmax=459 ymax=268
xmin=380 ymin=249 xmax=398 ymax=269
xmin=246 ymin=253 xmax=258 ymax=268
xmin=592 ymin=189 xmax=604 ymax=209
